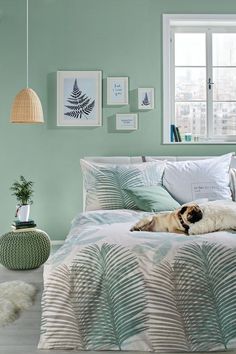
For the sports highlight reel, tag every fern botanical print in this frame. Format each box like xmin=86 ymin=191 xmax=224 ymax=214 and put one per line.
xmin=65 ymin=79 xmax=95 ymax=119
xmin=38 ymin=209 xmax=236 ymax=352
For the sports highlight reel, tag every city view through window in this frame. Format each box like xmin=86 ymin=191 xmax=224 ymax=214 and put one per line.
xmin=174 ymin=32 xmax=236 ymax=138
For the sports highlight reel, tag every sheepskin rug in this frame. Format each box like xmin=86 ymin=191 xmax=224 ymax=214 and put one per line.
xmin=189 ymin=200 xmax=236 ymax=235
xmin=0 ymin=281 xmax=36 ymax=326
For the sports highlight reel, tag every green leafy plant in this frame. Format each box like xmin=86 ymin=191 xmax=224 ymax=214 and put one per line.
xmin=10 ymin=175 xmax=34 ymax=205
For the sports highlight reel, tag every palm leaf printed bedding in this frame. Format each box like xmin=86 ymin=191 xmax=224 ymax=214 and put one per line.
xmin=38 ymin=209 xmax=236 ymax=352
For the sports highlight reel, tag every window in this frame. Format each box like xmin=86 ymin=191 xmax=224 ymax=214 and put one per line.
xmin=163 ymin=14 xmax=236 ymax=143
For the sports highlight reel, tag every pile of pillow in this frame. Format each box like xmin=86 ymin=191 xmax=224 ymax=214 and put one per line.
xmin=80 ymin=153 xmax=234 ymax=212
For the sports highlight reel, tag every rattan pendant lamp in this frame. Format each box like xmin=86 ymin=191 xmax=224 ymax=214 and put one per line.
xmin=10 ymin=0 xmax=44 ymax=123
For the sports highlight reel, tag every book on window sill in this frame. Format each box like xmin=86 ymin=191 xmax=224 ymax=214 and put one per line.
xmin=170 ymin=124 xmax=181 ymax=142
xmin=175 ymin=126 xmax=182 ymax=142
xmin=170 ymin=124 xmax=175 ymax=142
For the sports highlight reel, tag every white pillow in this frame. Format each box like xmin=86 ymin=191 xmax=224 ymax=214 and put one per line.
xmin=189 ymin=200 xmax=236 ymax=235
xmin=163 ymin=153 xmax=233 ymax=204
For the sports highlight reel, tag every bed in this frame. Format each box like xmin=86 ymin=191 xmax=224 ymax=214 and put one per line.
xmin=38 ymin=155 xmax=236 ymax=352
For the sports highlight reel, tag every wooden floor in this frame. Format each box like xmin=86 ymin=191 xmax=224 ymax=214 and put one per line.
xmin=0 ymin=249 xmax=235 ymax=354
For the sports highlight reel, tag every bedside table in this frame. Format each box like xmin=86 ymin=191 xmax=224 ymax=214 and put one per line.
xmin=0 ymin=228 xmax=51 ymax=270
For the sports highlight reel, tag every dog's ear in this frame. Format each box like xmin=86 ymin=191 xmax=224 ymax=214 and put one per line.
xmin=180 ymin=206 xmax=187 ymax=215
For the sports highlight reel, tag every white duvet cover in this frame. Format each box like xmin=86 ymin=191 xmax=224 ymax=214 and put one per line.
xmin=38 ymin=209 xmax=236 ymax=352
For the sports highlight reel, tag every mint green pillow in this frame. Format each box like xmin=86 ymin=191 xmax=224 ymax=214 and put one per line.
xmin=124 ymin=185 xmax=180 ymax=212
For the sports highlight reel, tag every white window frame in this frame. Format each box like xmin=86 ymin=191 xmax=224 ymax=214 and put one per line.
xmin=163 ymin=14 xmax=236 ymax=144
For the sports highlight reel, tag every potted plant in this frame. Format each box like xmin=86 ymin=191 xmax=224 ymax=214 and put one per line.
xmin=10 ymin=176 xmax=34 ymax=222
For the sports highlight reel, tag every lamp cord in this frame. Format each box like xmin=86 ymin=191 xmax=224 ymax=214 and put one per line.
xmin=26 ymin=0 xmax=29 ymax=88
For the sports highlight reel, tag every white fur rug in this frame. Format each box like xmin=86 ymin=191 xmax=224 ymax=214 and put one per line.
xmin=189 ymin=200 xmax=236 ymax=235
xmin=0 ymin=281 xmax=36 ymax=326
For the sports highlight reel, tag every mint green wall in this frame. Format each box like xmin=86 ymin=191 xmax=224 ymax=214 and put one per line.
xmin=0 ymin=0 xmax=236 ymax=240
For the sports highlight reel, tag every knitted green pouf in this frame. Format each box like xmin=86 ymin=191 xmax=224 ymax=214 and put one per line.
xmin=0 ymin=229 xmax=51 ymax=270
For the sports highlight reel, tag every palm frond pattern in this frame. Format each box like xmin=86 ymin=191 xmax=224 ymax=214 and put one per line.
xmin=147 ymin=242 xmax=236 ymax=352
xmin=70 ymin=243 xmax=148 ymax=350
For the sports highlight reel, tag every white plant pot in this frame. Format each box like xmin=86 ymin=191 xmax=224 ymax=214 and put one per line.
xmin=17 ymin=205 xmax=30 ymax=222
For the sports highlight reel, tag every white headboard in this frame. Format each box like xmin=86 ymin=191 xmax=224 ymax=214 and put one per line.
xmin=82 ymin=154 xmax=236 ymax=210
xmin=84 ymin=155 xmax=236 ymax=168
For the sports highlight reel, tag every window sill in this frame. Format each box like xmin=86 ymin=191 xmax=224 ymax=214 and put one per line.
xmin=163 ymin=141 xmax=236 ymax=145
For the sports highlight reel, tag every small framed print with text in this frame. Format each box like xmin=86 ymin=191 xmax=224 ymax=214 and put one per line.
xmin=107 ymin=77 xmax=129 ymax=105
xmin=116 ymin=113 xmax=138 ymax=131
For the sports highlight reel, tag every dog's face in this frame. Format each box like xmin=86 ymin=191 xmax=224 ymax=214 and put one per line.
xmin=180 ymin=204 xmax=203 ymax=225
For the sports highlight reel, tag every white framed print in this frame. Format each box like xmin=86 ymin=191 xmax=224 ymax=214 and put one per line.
xmin=107 ymin=77 xmax=129 ymax=105
xmin=116 ymin=113 xmax=138 ymax=130
xmin=138 ymin=88 xmax=154 ymax=110
xmin=57 ymin=71 xmax=102 ymax=126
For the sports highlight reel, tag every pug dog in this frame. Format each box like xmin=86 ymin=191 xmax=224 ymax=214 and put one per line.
xmin=130 ymin=203 xmax=203 ymax=235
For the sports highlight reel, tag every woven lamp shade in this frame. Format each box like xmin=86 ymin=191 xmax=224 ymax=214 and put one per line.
xmin=10 ymin=88 xmax=44 ymax=123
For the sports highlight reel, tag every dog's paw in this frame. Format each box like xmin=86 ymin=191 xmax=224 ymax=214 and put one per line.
xmin=130 ymin=216 xmax=154 ymax=232
xmin=130 ymin=225 xmax=141 ymax=232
